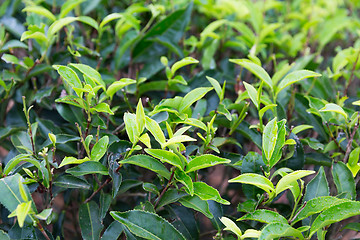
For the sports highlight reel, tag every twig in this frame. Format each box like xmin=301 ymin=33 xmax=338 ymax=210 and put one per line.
xmin=112 ymin=122 xmax=125 ymax=135
xmin=289 ymin=201 xmax=307 ymax=224
xmin=37 ymin=221 xmax=51 ymax=240
xmin=154 ymin=169 xmax=176 ymax=209
xmin=84 ymin=178 xmax=112 ymax=204
xmin=25 ymin=59 xmax=40 ymax=79
xmin=325 ymin=122 xmax=345 ymax=153
xmin=343 ymin=114 xmax=360 ymax=162
xmin=344 ymin=49 xmax=360 ymax=96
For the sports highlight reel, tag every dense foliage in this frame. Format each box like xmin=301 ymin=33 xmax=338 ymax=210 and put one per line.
xmin=1 ymin=0 xmax=360 ymax=239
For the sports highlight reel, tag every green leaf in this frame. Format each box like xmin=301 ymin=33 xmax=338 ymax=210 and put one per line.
xmin=91 ymin=136 xmax=109 ymax=161
xmin=136 ymin=100 xmax=145 ymax=134
xmin=0 ymin=230 xmax=10 ymax=240
xmin=53 ymin=175 xmax=91 ymax=189
xmin=66 ymin=161 xmax=109 ymax=176
xmin=145 ymin=116 xmax=166 ymax=145
xmin=59 ymin=156 xmax=90 ymax=168
xmin=262 ymin=118 xmax=277 ymax=165
xmin=69 ymin=63 xmax=106 ymax=89
xmin=162 ymin=135 xmax=196 ymax=148
xmin=100 ymin=13 xmax=122 ymax=30
xmin=276 ymin=70 xmax=321 ymax=96
xmin=60 ymin=0 xmax=85 ymax=18
xmin=106 ymin=78 xmax=136 ymax=99
xmin=22 ymin=6 xmax=56 ymax=22
xmin=54 ymin=65 xmax=82 ymax=90
xmin=178 ymin=87 xmax=213 ymax=113
xmin=91 ymin=103 xmax=114 ymax=115
xmin=78 ymin=16 xmax=99 ymax=30
xmin=132 ymin=3 xmax=192 ymax=60
xmin=292 ymin=125 xmax=314 ymax=135
xmin=56 ymin=95 xmax=86 ymax=109
xmin=220 ymin=217 xmax=242 ymax=238
xmin=139 ymin=133 xmax=151 ymax=148
xmin=303 ymin=167 xmax=329 ymax=202
xmin=275 ymin=170 xmax=315 ymax=195
xmin=292 ymin=196 xmax=349 ymax=224
xmin=206 ymin=76 xmax=222 ymax=101
xmin=110 ymin=210 xmax=186 ymax=240
xmin=259 ymin=222 xmax=304 ymax=240
xmin=179 ymin=195 xmax=213 ymax=218
xmin=145 ymin=148 xmax=184 ymax=170
xmin=101 ymin=221 xmax=124 ymax=240
xmin=1 ymin=53 xmax=19 ymax=65
xmin=348 ymin=147 xmax=360 ymax=166
xmin=3 ymin=154 xmax=41 ymax=175
xmin=229 ymin=173 xmax=275 ymax=196
xmin=230 ymin=59 xmax=272 ymax=90
xmin=243 ymin=82 xmax=259 ymax=108
xmin=0 ymin=174 xmax=34 ymax=224
xmin=193 ymin=182 xmax=230 ymax=205
xmin=9 ymin=201 xmax=33 ymax=228
xmin=124 ymin=113 xmax=138 ymax=144
xmin=143 ymin=183 xmax=160 ymax=196
xmin=332 ymin=162 xmax=356 ymax=200
xmin=156 ymin=189 xmax=188 ymax=209
xmin=186 ymin=154 xmax=230 ymax=173
xmin=48 ymin=17 xmax=78 ymax=38
xmin=175 ymin=169 xmax=194 ymax=195
xmin=319 ymin=103 xmax=347 ymax=119
xmin=79 ymin=201 xmax=103 ymax=240
xmin=35 ymin=208 xmax=52 ymax=221
xmin=309 ymin=201 xmax=360 ymax=238
xmin=238 ymin=209 xmax=287 ymax=224
xmin=119 ymin=155 xmax=171 ymax=179
xmin=171 ymin=57 xmax=199 ymax=76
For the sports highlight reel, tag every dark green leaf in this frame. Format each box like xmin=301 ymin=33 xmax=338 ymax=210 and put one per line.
xmin=303 ymin=167 xmax=329 ymax=202
xmin=119 ymin=154 xmax=171 ymax=179
xmin=66 ymin=162 xmax=109 ymax=176
xmin=53 ymin=174 xmax=91 ymax=189
xmin=238 ymin=209 xmax=287 ymax=224
xmin=110 ymin=210 xmax=186 ymax=240
xmin=79 ymin=201 xmax=103 ymax=240
xmin=292 ymin=196 xmax=349 ymax=224
xmin=259 ymin=222 xmax=304 ymax=240
xmin=332 ymin=162 xmax=356 ymax=200
xmin=179 ymin=195 xmax=213 ymax=218
xmin=309 ymin=201 xmax=360 ymax=238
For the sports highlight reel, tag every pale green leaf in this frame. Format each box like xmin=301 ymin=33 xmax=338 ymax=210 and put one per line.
xmin=229 ymin=173 xmax=275 ymax=196
xmin=186 ymin=154 xmax=230 ymax=173
xmin=171 ymin=57 xmax=199 ymax=76
xmin=319 ymin=103 xmax=347 ymax=119
xmin=275 ymin=170 xmax=315 ymax=195
xmin=243 ymin=82 xmax=258 ymax=108
xmin=145 ymin=116 xmax=166 ymax=145
xmin=91 ymin=136 xmax=109 ymax=161
xmin=178 ymin=87 xmax=213 ymax=113
xmin=22 ymin=6 xmax=56 ymax=22
xmin=276 ymin=70 xmax=321 ymax=96
xmin=230 ymin=59 xmax=272 ymax=90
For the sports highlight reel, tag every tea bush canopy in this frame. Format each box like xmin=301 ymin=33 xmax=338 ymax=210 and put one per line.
xmin=0 ymin=0 xmax=360 ymax=239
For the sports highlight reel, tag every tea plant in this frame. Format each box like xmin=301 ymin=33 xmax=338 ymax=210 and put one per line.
xmin=0 ymin=0 xmax=360 ymax=239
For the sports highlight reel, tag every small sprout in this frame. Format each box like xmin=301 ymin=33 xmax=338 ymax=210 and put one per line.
xmin=48 ymin=133 xmax=56 ymax=146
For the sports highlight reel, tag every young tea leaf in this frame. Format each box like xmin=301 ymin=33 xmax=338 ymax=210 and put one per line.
xmin=186 ymin=154 xmax=230 ymax=173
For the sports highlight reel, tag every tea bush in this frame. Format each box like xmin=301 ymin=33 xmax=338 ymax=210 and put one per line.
xmin=0 ymin=0 xmax=360 ymax=239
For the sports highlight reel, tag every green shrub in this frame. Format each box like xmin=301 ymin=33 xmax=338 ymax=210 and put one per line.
xmin=0 ymin=0 xmax=360 ymax=239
